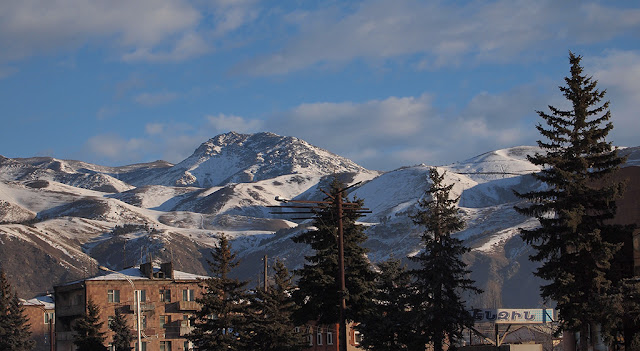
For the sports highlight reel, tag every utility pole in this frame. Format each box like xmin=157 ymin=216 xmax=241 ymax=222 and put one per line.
xmin=263 ymin=254 xmax=268 ymax=292
xmin=270 ymin=181 xmax=370 ymax=351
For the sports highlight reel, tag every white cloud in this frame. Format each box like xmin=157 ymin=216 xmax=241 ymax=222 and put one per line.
xmin=121 ymin=31 xmax=211 ymax=63
xmin=588 ymin=50 xmax=640 ymax=147
xmin=268 ymin=90 xmax=541 ymax=170
xmin=0 ymin=0 xmax=259 ymax=64
xmin=0 ymin=66 xmax=18 ymax=79
xmin=240 ymin=0 xmax=640 ymax=75
xmin=134 ymin=92 xmax=179 ymax=106
xmin=145 ymin=123 xmax=165 ymax=135
xmin=82 ymin=114 xmax=265 ymax=165
xmin=96 ymin=106 xmax=118 ymax=120
xmin=84 ymin=134 xmax=151 ymax=162
xmin=207 ymin=113 xmax=264 ymax=133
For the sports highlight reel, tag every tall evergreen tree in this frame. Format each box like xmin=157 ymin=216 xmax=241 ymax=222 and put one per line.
xmin=73 ymin=299 xmax=108 ymax=351
xmin=357 ymin=258 xmax=413 ymax=351
xmin=408 ymin=168 xmax=481 ymax=351
xmin=109 ymin=309 xmax=132 ymax=351
xmin=515 ymin=52 xmax=633 ymax=350
xmin=0 ymin=269 xmax=35 ymax=351
xmin=188 ymin=233 xmax=250 ymax=351
xmin=245 ymin=259 xmax=307 ymax=351
xmin=292 ymin=178 xmax=376 ymax=326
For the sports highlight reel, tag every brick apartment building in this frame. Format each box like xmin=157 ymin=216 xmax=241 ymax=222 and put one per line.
xmin=300 ymin=321 xmax=363 ymax=351
xmin=54 ymin=262 xmax=207 ymax=351
xmin=22 ymin=294 xmax=55 ymax=351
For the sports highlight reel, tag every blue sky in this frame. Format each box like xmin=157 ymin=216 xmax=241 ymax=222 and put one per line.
xmin=1 ymin=0 xmax=639 ymax=171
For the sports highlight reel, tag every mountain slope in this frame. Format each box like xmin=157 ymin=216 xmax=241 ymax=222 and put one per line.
xmin=0 ymin=134 xmax=637 ymax=309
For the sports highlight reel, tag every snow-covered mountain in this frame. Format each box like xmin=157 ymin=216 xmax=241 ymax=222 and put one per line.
xmin=1 ymin=132 xmax=638 ymax=309
xmin=130 ymin=132 xmax=379 ymax=188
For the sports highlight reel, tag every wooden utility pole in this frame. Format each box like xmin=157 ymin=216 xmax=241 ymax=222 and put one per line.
xmin=269 ymin=181 xmax=370 ymax=351
xmin=263 ymin=254 xmax=268 ymax=292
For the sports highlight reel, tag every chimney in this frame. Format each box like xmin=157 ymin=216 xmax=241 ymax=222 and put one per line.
xmin=160 ymin=262 xmax=174 ymax=279
xmin=140 ymin=262 xmax=153 ymax=279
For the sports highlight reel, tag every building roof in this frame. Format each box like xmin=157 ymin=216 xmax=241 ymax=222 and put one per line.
xmin=58 ymin=265 xmax=209 ymax=287
xmin=87 ymin=266 xmax=209 ymax=281
xmin=22 ymin=294 xmax=55 ymax=309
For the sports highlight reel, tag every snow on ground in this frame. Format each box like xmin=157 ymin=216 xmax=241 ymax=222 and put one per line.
xmin=444 ymin=146 xmax=542 ymax=183
xmin=473 ymin=217 xmax=539 ymax=253
xmin=353 ymin=165 xmax=476 ymax=222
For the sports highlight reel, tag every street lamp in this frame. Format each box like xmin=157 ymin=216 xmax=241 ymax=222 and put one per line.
xmin=99 ymin=266 xmax=142 ymax=351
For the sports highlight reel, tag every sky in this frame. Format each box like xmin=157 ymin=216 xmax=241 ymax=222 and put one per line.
xmin=1 ymin=0 xmax=639 ymax=171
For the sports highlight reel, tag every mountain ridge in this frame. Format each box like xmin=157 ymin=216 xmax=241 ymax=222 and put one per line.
xmin=0 ymin=131 xmax=637 ymax=310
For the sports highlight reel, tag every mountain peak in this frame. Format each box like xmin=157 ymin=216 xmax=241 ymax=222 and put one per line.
xmin=157 ymin=132 xmax=376 ymax=187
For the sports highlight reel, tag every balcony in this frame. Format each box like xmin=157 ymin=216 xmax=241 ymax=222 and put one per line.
xmin=128 ymin=302 xmax=155 ymax=312
xmin=56 ymin=304 xmax=84 ymax=317
xmin=57 ymin=331 xmax=75 ymax=341
xmin=178 ymin=300 xmax=201 ymax=311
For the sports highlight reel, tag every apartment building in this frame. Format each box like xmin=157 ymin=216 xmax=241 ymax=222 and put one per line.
xmin=54 ymin=262 xmax=207 ymax=351
xmin=22 ymin=294 xmax=55 ymax=351
xmin=301 ymin=321 xmax=363 ymax=351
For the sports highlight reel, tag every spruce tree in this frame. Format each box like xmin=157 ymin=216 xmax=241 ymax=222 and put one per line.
xmin=357 ymin=258 xmax=413 ymax=351
xmin=292 ymin=179 xmax=376 ymax=326
xmin=245 ymin=259 xmax=307 ymax=351
xmin=188 ymin=233 xmax=250 ymax=351
xmin=515 ymin=52 xmax=632 ymax=350
xmin=109 ymin=309 xmax=132 ymax=351
xmin=0 ymin=269 xmax=35 ymax=351
xmin=73 ymin=299 xmax=108 ymax=351
xmin=408 ymin=168 xmax=481 ymax=351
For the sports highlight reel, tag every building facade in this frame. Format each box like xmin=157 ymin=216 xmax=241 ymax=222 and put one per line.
xmin=22 ymin=294 xmax=55 ymax=351
xmin=54 ymin=262 xmax=206 ymax=351
xmin=301 ymin=321 xmax=362 ymax=351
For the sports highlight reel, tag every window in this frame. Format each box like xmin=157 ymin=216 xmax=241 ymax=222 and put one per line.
xmin=160 ymin=341 xmax=172 ymax=351
xmin=44 ymin=312 xmax=54 ymax=324
xmin=135 ymin=315 xmax=147 ymax=330
xmin=108 ymin=316 xmax=114 ymax=328
xmin=317 ymin=332 xmax=323 ymax=345
xmin=182 ymin=289 xmax=195 ymax=301
xmin=354 ymin=331 xmax=363 ymax=345
xmin=182 ymin=315 xmax=191 ymax=327
xmin=160 ymin=289 xmax=171 ymax=302
xmin=160 ymin=315 xmax=171 ymax=328
xmin=108 ymin=289 xmax=120 ymax=303
xmin=294 ymin=326 xmax=300 ymax=333
xmin=327 ymin=331 xmax=333 ymax=345
xmin=138 ymin=290 xmax=147 ymax=302
xmin=184 ymin=341 xmax=192 ymax=351
xmin=307 ymin=334 xmax=313 ymax=346
xmin=135 ymin=342 xmax=147 ymax=351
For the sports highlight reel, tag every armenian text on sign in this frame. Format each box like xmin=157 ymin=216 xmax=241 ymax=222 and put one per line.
xmin=471 ymin=309 xmax=555 ymax=324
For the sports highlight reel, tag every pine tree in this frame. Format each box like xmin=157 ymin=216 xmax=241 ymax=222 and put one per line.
xmin=109 ymin=309 xmax=132 ymax=351
xmin=73 ymin=299 xmax=108 ymax=351
xmin=188 ymin=233 xmax=250 ymax=351
xmin=245 ymin=259 xmax=307 ymax=351
xmin=357 ymin=258 xmax=413 ymax=351
xmin=515 ymin=52 xmax=632 ymax=350
xmin=292 ymin=179 xmax=376 ymax=326
xmin=0 ymin=269 xmax=35 ymax=351
xmin=408 ymin=168 xmax=482 ymax=351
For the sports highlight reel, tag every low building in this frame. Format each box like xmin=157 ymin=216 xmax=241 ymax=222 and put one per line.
xmin=301 ymin=321 xmax=362 ymax=351
xmin=54 ymin=262 xmax=207 ymax=351
xmin=22 ymin=294 xmax=55 ymax=351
